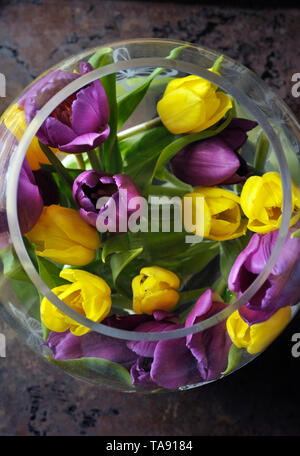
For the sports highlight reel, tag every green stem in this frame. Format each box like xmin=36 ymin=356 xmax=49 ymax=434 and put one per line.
xmin=75 ymin=154 xmax=85 ymax=170
xmin=212 ymin=276 xmax=227 ymax=296
xmin=163 ymin=168 xmax=192 ymax=191
xmin=87 ymin=150 xmax=102 ymax=170
xmin=117 ymin=117 xmax=162 ymax=141
xmin=38 ymin=142 xmax=74 ymax=189
xmin=97 ymin=145 xmax=105 ymax=169
xmin=254 ymin=131 xmax=269 ymax=174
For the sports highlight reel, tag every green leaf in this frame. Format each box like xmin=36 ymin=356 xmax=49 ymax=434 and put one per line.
xmin=9 ymin=279 xmax=41 ymax=321
xmin=0 ymin=247 xmax=30 ymax=282
xmin=0 ymin=243 xmax=41 ymax=319
xmin=110 ymin=248 xmax=143 ymax=286
xmin=36 ymin=257 xmax=67 ymax=340
xmin=148 ymin=111 xmax=233 ymax=186
xmin=117 ymin=44 xmax=189 ymax=130
xmin=222 ymin=344 xmax=244 ymax=375
xmin=168 ymin=242 xmax=219 ymax=276
xmin=120 ymin=125 xmax=175 ymax=188
xmin=47 ymin=356 xmax=134 ymax=391
xmin=219 ymin=232 xmax=251 ymax=282
xmin=102 ymin=235 xmax=130 ymax=263
xmin=127 ymin=231 xmax=188 ymax=261
xmin=37 ymin=257 xmax=66 ymax=289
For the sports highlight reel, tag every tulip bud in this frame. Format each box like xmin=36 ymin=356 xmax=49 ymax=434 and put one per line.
xmin=171 ymin=118 xmax=257 ymax=186
xmin=132 ymin=266 xmax=180 ymax=314
xmin=183 ymin=187 xmax=247 ymax=241
xmin=26 ymin=205 xmax=100 ymax=266
xmin=41 ymin=268 xmax=111 ymax=336
xmin=72 ymin=170 xmax=142 ymax=232
xmin=226 ymin=307 xmax=291 ymax=354
xmin=157 ymin=73 xmax=232 ymax=134
xmin=240 ymin=172 xmax=300 ymax=233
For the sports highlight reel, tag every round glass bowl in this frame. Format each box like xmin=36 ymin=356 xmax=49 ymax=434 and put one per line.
xmin=0 ymin=38 xmax=299 ymax=392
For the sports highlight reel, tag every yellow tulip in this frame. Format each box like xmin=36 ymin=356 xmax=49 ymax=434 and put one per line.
xmin=26 ymin=205 xmax=100 ymax=266
xmin=183 ymin=187 xmax=247 ymax=241
xmin=1 ymin=103 xmax=59 ymax=170
xmin=157 ymin=73 xmax=232 ymax=134
xmin=240 ymin=172 xmax=300 ymax=233
xmin=41 ymin=268 xmax=111 ymax=336
xmin=226 ymin=307 xmax=291 ymax=354
xmin=132 ymin=266 xmax=180 ymax=314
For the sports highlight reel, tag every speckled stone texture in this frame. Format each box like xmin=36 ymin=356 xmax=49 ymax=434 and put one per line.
xmin=1 ymin=0 xmax=300 ymax=436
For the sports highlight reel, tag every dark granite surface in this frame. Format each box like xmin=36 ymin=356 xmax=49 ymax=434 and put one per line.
xmin=1 ymin=0 xmax=300 ymax=436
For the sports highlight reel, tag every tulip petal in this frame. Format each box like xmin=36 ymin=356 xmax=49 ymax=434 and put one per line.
xmin=190 ymin=91 xmax=232 ymax=133
xmin=130 ymin=357 xmax=158 ymax=389
xmin=71 ymin=80 xmax=110 ymax=135
xmin=185 ymin=289 xmax=231 ymax=381
xmin=219 ymin=118 xmax=258 ymax=150
xmin=157 ymin=87 xmax=206 ymax=134
xmin=229 ymin=229 xmax=300 ymax=315
xmin=19 ymin=69 xmax=79 ymax=123
xmin=227 ymin=307 xmax=291 ymax=354
xmin=17 ymin=159 xmax=44 ymax=234
xmin=151 ymin=337 xmax=201 ymax=389
xmin=47 ymin=330 xmax=138 ymax=368
xmin=40 ymin=116 xmax=76 ymax=148
xmin=127 ymin=320 xmax=176 ymax=358
xmin=59 ymin=127 xmax=110 ymax=154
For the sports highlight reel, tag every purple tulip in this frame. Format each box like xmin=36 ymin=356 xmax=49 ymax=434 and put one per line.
xmin=126 ymin=310 xmax=199 ymax=390
xmin=228 ymin=229 xmax=300 ymax=324
xmin=46 ymin=330 xmax=138 ymax=370
xmin=171 ymin=118 xmax=257 ymax=186
xmin=128 ymin=292 xmax=231 ymax=389
xmin=46 ymin=292 xmax=230 ymax=390
xmin=46 ymin=314 xmax=151 ymax=369
xmin=72 ymin=170 xmax=142 ymax=232
xmin=18 ymin=62 xmax=110 ymax=154
xmin=17 ymin=158 xmax=44 ymax=233
xmin=0 ymin=155 xmax=44 ymax=247
xmin=130 ymin=357 xmax=158 ymax=389
xmin=185 ymin=289 xmax=231 ymax=381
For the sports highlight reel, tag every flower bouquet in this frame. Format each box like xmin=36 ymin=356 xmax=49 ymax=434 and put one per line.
xmin=1 ymin=40 xmax=300 ymax=392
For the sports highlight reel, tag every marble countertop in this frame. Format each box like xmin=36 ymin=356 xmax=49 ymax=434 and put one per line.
xmin=1 ymin=0 xmax=300 ymax=436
